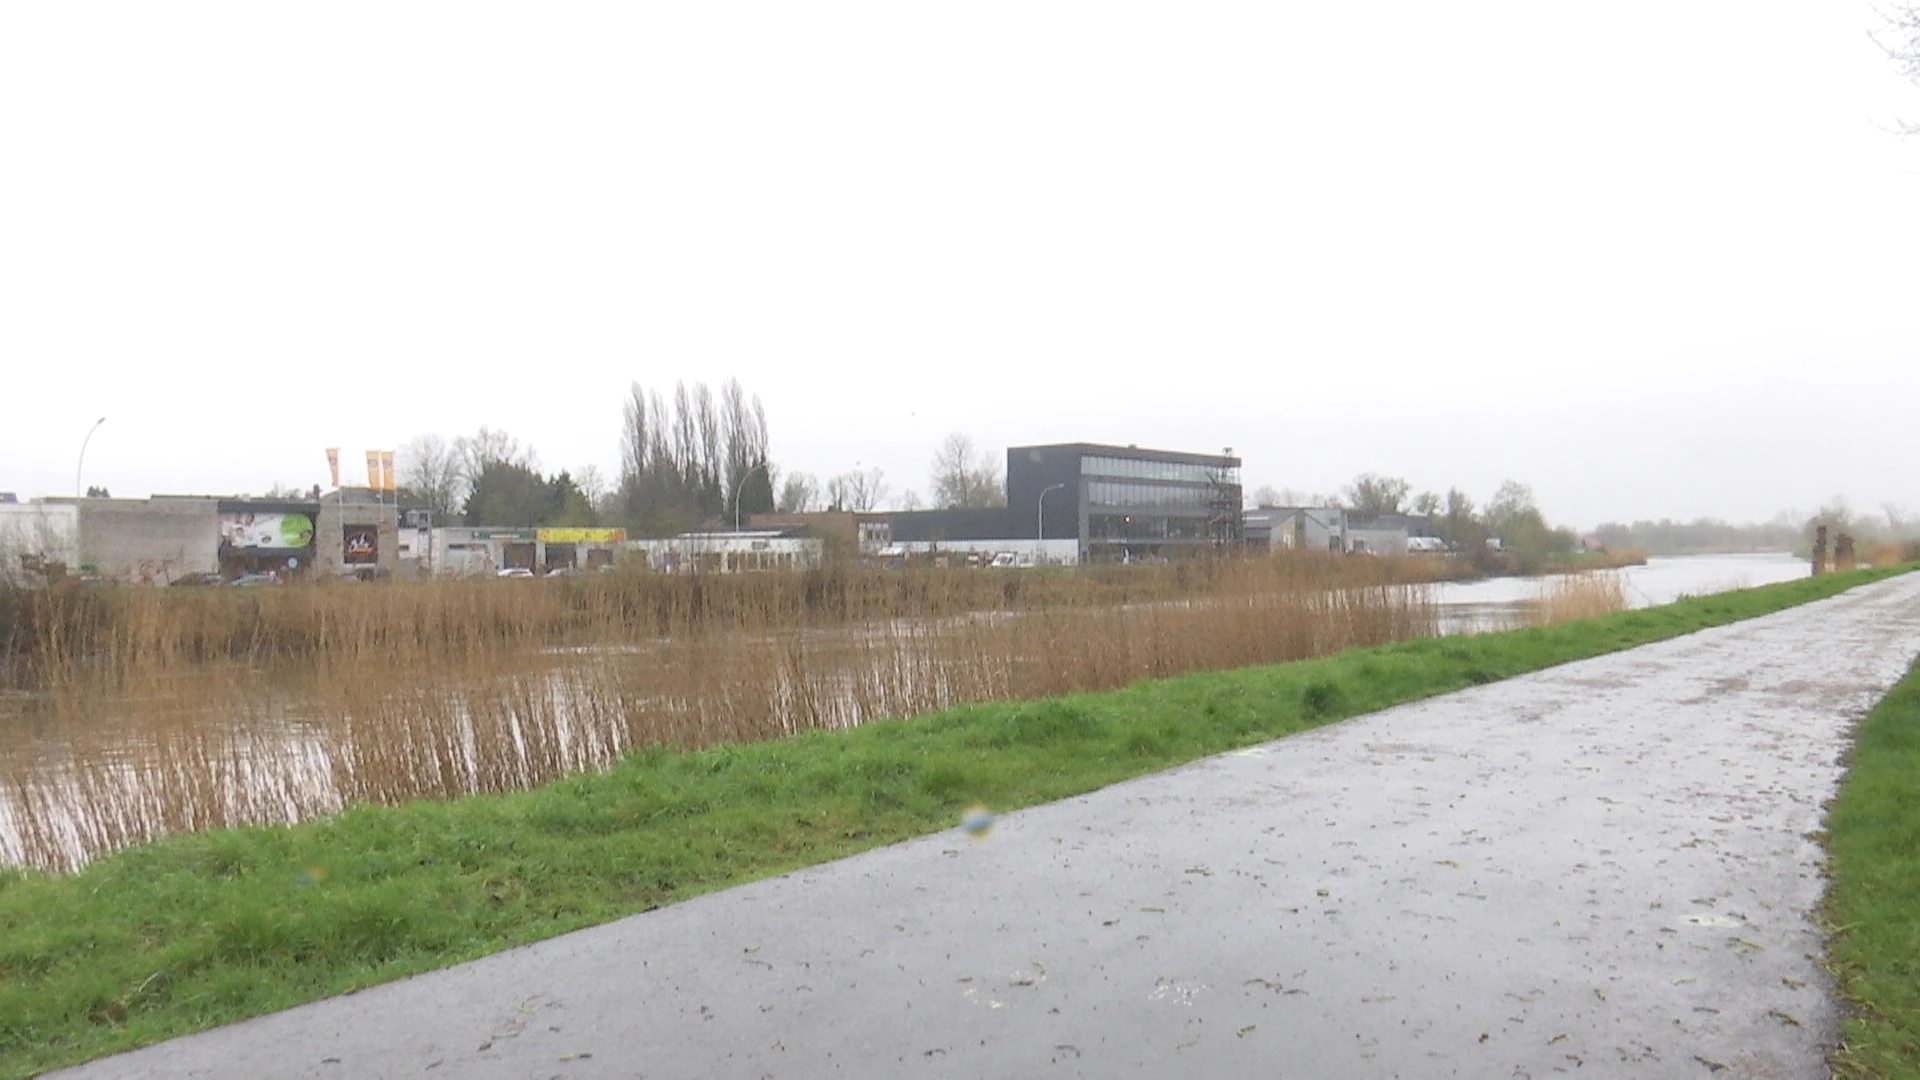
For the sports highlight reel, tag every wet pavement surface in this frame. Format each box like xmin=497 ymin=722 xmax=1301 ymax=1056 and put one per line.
xmin=55 ymin=574 xmax=1920 ymax=1079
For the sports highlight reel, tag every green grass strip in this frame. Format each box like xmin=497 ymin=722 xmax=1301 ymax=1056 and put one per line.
xmin=0 ymin=564 xmax=1906 ymax=1077
xmin=1826 ymin=656 xmax=1920 ymax=1077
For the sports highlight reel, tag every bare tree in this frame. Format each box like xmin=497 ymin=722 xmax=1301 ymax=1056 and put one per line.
xmin=646 ymin=388 xmax=673 ymax=485
xmin=455 ymin=427 xmax=526 ymax=485
xmin=1882 ymin=502 xmax=1912 ymax=535
xmin=671 ymin=382 xmax=698 ymax=485
xmin=1483 ymin=479 xmax=1538 ymax=535
xmin=929 ymin=433 xmax=1006 ymax=509
xmin=400 ymin=434 xmax=466 ymax=522
xmin=1343 ymin=473 xmax=1411 ymax=515
xmin=777 ymin=471 xmax=821 ymax=513
xmin=694 ymin=382 xmax=722 ymax=499
xmin=576 ymin=464 xmax=611 ymax=516
xmin=720 ymin=378 xmax=771 ymax=509
xmin=827 ymin=468 xmax=889 ymax=512
xmin=1878 ymin=4 xmax=1920 ymax=132
xmin=619 ymin=382 xmax=649 ymax=485
xmin=1412 ymin=491 xmax=1442 ymax=516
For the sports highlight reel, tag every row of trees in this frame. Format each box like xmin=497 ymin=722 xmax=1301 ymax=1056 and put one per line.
xmin=612 ymin=379 xmax=774 ymax=535
xmin=1594 ymin=500 xmax=1920 ymax=556
xmin=397 ymin=427 xmax=605 ymax=529
xmin=776 ymin=433 xmax=1006 ymax=516
xmin=395 ymin=380 xmax=1008 ymax=533
xmin=396 ymin=380 xmax=779 ymax=534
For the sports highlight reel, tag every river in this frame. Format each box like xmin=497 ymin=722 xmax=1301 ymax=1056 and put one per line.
xmin=1434 ymin=551 xmax=1811 ymax=634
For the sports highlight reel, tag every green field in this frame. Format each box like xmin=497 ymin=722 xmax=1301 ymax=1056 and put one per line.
xmin=0 ymin=565 xmax=1907 ymax=1078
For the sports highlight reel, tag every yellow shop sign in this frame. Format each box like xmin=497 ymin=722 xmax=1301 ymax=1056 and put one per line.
xmin=535 ymin=528 xmax=627 ymax=543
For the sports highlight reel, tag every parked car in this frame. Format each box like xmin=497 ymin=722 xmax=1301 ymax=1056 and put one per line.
xmin=496 ymin=567 xmax=535 ymax=578
xmin=227 ymin=573 xmax=279 ymax=587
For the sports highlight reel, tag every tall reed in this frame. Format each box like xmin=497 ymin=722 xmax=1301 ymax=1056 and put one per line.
xmin=1526 ymin=572 xmax=1629 ymax=627
xmin=1 ymin=555 xmax=1436 ymax=871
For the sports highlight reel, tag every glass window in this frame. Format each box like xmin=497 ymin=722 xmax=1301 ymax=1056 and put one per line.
xmin=1082 ymin=455 xmax=1239 ymax=487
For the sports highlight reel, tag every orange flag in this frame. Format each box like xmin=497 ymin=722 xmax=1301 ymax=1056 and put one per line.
xmin=326 ymin=448 xmax=340 ymax=488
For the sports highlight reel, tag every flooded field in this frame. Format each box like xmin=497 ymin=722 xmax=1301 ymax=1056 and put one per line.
xmin=0 ymin=553 xmax=1814 ymax=873
xmin=0 ymin=558 xmax=1434 ymax=872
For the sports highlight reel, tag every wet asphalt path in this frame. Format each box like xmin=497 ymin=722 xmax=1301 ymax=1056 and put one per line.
xmin=54 ymin=574 xmax=1920 ymax=1079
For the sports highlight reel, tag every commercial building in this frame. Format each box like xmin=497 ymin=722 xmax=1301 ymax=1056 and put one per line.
xmin=1007 ymin=442 xmax=1242 ymax=561
xmin=431 ymin=527 xmax=628 ymax=577
xmin=877 ymin=442 xmax=1244 ymax=564
xmin=0 ymin=499 xmax=79 ymax=585
xmin=1244 ymin=506 xmax=1438 ymax=556
xmin=1245 ymin=506 xmax=1348 ymax=553
xmin=624 ymin=531 xmax=823 ymax=574
xmin=746 ymin=512 xmax=894 ymax=557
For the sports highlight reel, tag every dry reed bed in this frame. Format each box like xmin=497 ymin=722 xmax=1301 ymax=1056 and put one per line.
xmin=1527 ymin=572 xmax=1630 ymax=627
xmin=1 ymin=556 xmax=1435 ymax=872
xmin=7 ymin=557 xmax=1450 ymax=679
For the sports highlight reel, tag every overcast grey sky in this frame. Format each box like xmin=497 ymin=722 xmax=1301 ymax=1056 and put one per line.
xmin=4 ymin=2 xmax=1916 ymax=529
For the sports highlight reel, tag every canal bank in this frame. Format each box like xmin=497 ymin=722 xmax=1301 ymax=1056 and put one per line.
xmin=45 ymin=569 xmax=1920 ymax=1079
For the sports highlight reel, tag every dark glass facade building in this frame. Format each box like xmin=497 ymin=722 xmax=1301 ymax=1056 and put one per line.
xmin=1007 ymin=443 xmax=1241 ymax=561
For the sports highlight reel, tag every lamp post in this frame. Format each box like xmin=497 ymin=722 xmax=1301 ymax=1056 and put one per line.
xmin=75 ymin=416 xmax=106 ymax=498
xmin=1037 ymin=482 xmax=1067 ymax=542
xmin=732 ymin=460 xmax=771 ymax=531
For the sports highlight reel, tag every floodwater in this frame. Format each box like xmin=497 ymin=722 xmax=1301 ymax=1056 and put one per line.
xmin=57 ymin=570 xmax=1920 ymax=1080
xmin=1434 ymin=552 xmax=1810 ymax=634
xmin=0 ymin=554 xmax=1807 ymax=871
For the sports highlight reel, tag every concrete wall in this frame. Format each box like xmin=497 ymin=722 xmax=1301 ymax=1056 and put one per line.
xmin=77 ymin=498 xmax=219 ymax=583
xmin=316 ymin=493 xmax=399 ymax=579
xmin=0 ymin=501 xmax=80 ymax=584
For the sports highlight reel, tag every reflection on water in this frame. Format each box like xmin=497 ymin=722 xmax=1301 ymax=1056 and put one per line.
xmin=1434 ymin=552 xmax=1809 ymax=635
xmin=0 ymin=583 xmax=1433 ymax=871
xmin=0 ymin=555 xmax=1813 ymax=871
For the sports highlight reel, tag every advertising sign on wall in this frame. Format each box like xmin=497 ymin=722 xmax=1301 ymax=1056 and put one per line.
xmin=219 ymin=513 xmax=316 ymax=551
xmin=536 ymin=528 xmax=627 ymax=543
xmin=343 ymin=526 xmax=378 ymax=565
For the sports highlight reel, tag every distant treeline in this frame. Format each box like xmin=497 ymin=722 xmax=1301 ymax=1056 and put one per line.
xmin=1595 ymin=501 xmax=1919 ymax=556
xmin=1591 ymin=519 xmax=1802 ymax=555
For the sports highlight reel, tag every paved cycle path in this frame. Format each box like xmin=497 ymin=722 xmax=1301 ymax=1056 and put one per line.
xmin=56 ymin=574 xmax=1920 ymax=1079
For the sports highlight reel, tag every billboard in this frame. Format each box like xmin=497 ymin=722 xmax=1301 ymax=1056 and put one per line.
xmin=343 ymin=526 xmax=379 ymax=565
xmin=536 ymin=528 xmax=627 ymax=543
xmin=220 ymin=513 xmax=315 ymax=551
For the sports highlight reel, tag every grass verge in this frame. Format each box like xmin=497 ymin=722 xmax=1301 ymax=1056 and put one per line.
xmin=0 ymin=564 xmax=1906 ymax=1077
xmin=1825 ymin=658 xmax=1920 ymax=1077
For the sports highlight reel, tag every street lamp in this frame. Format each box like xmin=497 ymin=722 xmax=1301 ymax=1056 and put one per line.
xmin=1037 ymin=482 xmax=1067 ymax=541
xmin=732 ymin=460 xmax=772 ymax=531
xmin=75 ymin=416 xmax=106 ymax=497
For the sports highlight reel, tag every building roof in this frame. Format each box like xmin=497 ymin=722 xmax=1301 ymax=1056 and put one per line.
xmin=1009 ymin=442 xmax=1241 ymax=468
